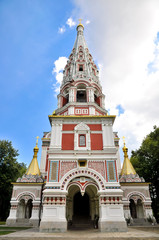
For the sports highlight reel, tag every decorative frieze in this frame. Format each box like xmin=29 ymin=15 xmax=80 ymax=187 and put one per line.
xmin=43 ymin=197 xmax=66 ymax=205
xmin=106 ymin=161 xmax=117 ymax=182
xmin=61 ymin=169 xmax=105 ymax=190
xmin=49 ymin=161 xmax=59 ymax=182
xmin=100 ymin=196 xmax=122 ymax=205
xmin=88 ymin=161 xmax=105 ymax=179
xmin=17 ymin=174 xmax=44 ymax=183
xmin=60 ymin=161 xmax=77 ymax=179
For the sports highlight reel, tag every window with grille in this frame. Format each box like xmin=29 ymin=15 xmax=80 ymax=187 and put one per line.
xmin=79 ymin=134 xmax=86 ymax=147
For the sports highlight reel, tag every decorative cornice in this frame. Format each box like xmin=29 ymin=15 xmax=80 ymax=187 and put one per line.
xmin=120 ymin=182 xmax=150 ymax=186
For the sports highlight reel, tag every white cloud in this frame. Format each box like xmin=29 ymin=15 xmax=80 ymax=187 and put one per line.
xmin=85 ymin=20 xmax=90 ymax=25
xmin=58 ymin=26 xmax=65 ymax=34
xmin=66 ymin=17 xmax=76 ymax=28
xmin=52 ymin=56 xmax=68 ymax=92
xmin=74 ymin=0 xmax=159 ymax=162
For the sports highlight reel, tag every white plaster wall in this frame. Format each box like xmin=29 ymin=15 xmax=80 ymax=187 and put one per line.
xmin=102 ymin=95 xmax=105 ymax=109
xmin=102 ymin=122 xmax=114 ymax=148
xmin=50 ymin=121 xmax=62 ymax=149
xmin=7 ymin=209 xmax=17 ymax=219
xmin=30 ymin=208 xmax=39 ymax=220
xmin=89 ymin=106 xmax=95 ymax=115
xmin=99 ymin=204 xmax=125 ymax=221
xmin=68 ymin=106 xmax=74 ymax=115
xmin=42 ymin=205 xmax=66 ymax=222
xmin=40 ymin=147 xmax=47 ymax=175
xmin=116 ymin=147 xmax=121 ymax=174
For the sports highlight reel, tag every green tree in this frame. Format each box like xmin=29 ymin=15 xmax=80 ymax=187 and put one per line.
xmin=0 ymin=140 xmax=26 ymax=221
xmin=131 ymin=126 xmax=159 ymax=222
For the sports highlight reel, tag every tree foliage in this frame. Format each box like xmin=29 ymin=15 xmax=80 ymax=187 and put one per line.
xmin=0 ymin=140 xmax=26 ymax=221
xmin=131 ymin=126 xmax=159 ymax=222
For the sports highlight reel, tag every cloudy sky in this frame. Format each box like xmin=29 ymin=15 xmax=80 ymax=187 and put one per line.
xmin=0 ymin=0 xmax=159 ymax=166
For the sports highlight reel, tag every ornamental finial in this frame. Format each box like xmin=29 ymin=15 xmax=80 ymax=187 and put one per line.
xmin=77 ymin=18 xmax=84 ymax=29
xmin=122 ymin=136 xmax=125 ymax=145
xmin=36 ymin=136 xmax=39 ymax=146
xmin=78 ymin=18 xmax=82 ymax=24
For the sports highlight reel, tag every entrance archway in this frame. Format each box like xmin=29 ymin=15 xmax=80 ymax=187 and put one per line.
xmin=74 ymin=192 xmax=90 ymax=217
xmin=130 ymin=199 xmax=137 ymax=219
xmin=129 ymin=198 xmax=144 ymax=219
xmin=25 ymin=199 xmax=33 ymax=219
xmin=136 ymin=199 xmax=144 ymax=218
xmin=66 ymin=180 xmax=99 ymax=229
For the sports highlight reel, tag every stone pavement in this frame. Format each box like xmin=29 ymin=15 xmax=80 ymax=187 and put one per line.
xmin=0 ymin=226 xmax=159 ymax=240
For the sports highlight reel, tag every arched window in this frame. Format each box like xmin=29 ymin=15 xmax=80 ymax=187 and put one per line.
xmin=79 ymin=135 xmax=86 ymax=147
xmin=76 ymin=84 xmax=87 ymax=102
xmin=25 ymin=199 xmax=33 ymax=219
xmin=79 ymin=65 xmax=83 ymax=71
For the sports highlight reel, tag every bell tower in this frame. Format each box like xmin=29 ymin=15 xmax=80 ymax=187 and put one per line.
xmin=56 ymin=21 xmax=106 ymax=116
xmin=39 ymin=22 xmax=126 ymax=232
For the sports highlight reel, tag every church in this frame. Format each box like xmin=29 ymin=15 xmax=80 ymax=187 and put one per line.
xmin=6 ymin=21 xmax=154 ymax=232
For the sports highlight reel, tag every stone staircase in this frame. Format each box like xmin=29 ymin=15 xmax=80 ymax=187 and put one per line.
xmin=68 ymin=215 xmax=94 ymax=230
xmin=131 ymin=218 xmax=152 ymax=226
xmin=14 ymin=219 xmax=33 ymax=227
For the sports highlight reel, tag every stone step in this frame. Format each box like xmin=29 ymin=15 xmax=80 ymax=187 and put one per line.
xmin=131 ymin=218 xmax=152 ymax=226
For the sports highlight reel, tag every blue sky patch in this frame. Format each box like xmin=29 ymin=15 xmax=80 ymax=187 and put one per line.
xmin=116 ymin=104 xmax=125 ymax=116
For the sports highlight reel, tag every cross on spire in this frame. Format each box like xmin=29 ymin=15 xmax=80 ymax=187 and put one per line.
xmin=78 ymin=18 xmax=82 ymax=24
xmin=36 ymin=136 xmax=39 ymax=146
xmin=122 ymin=136 xmax=125 ymax=145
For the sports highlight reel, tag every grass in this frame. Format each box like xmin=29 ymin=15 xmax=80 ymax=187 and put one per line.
xmin=0 ymin=231 xmax=15 ymax=235
xmin=0 ymin=226 xmax=30 ymax=230
xmin=0 ymin=222 xmax=6 ymax=225
xmin=0 ymin=226 xmax=31 ymax=236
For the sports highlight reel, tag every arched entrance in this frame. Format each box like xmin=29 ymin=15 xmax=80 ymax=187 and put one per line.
xmin=66 ymin=179 xmax=99 ymax=229
xmin=129 ymin=197 xmax=144 ymax=219
xmin=16 ymin=198 xmax=33 ymax=220
xmin=25 ymin=199 xmax=33 ymax=219
xmin=130 ymin=199 xmax=137 ymax=219
xmin=74 ymin=192 xmax=90 ymax=217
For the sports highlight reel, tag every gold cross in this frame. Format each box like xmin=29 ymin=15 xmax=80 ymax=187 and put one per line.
xmin=36 ymin=136 xmax=39 ymax=146
xmin=78 ymin=18 xmax=82 ymax=24
xmin=122 ymin=136 xmax=125 ymax=144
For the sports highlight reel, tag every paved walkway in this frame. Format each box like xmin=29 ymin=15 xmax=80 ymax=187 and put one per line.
xmin=0 ymin=226 xmax=159 ymax=240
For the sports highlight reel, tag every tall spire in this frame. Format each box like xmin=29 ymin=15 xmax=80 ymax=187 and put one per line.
xmin=120 ymin=138 xmax=136 ymax=175
xmin=61 ymin=21 xmax=101 ymax=87
xmin=56 ymin=22 xmax=107 ymax=116
xmin=26 ymin=137 xmax=41 ymax=175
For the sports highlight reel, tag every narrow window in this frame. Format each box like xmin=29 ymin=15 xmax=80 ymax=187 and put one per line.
xmin=78 ymin=160 xmax=87 ymax=167
xmin=67 ymin=68 xmax=70 ymax=76
xmin=79 ymin=65 xmax=83 ymax=71
xmin=79 ymin=134 xmax=86 ymax=147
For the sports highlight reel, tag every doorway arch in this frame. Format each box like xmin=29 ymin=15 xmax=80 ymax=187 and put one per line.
xmin=66 ymin=180 xmax=99 ymax=229
xmin=130 ymin=199 xmax=137 ymax=219
xmin=73 ymin=191 xmax=90 ymax=217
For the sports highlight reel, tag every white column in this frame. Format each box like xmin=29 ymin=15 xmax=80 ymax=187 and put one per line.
xmin=40 ymin=147 xmax=47 ymax=176
xmin=50 ymin=121 xmax=62 ymax=149
xmin=87 ymin=87 xmax=94 ymax=103
xmin=101 ymin=94 xmax=105 ymax=109
xmin=68 ymin=106 xmax=74 ymax=115
xmin=89 ymin=106 xmax=95 ymax=115
xmin=102 ymin=122 xmax=114 ymax=148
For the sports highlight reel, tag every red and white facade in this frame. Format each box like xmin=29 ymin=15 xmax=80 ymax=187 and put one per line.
xmin=39 ymin=23 xmax=127 ymax=232
xmin=6 ymin=22 xmax=154 ymax=232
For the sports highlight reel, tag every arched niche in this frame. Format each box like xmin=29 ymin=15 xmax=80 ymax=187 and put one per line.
xmin=16 ymin=199 xmax=25 ymax=219
xmin=76 ymin=84 xmax=87 ymax=102
xmin=25 ymin=199 xmax=33 ymax=219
